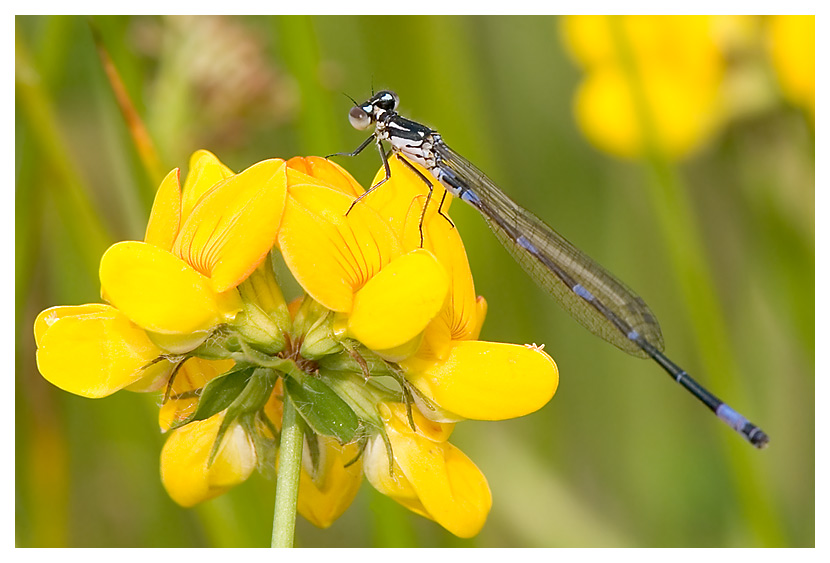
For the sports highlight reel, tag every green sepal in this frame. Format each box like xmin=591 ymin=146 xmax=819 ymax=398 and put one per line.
xmin=284 ymin=374 xmax=359 ymax=444
xmin=190 ymin=327 xmax=242 ymax=360
xmin=317 ymin=343 xmax=396 ymax=378
xmin=240 ymin=413 xmax=280 ymax=478
xmin=208 ymin=367 xmax=279 ymax=465
xmin=303 ymin=430 xmax=324 ymax=488
xmin=168 ymin=365 xmax=254 ymax=430
xmin=291 ymin=295 xmax=331 ymax=340
xmin=299 ymin=312 xmax=343 ymax=360
xmin=317 ymin=369 xmax=391 ymax=430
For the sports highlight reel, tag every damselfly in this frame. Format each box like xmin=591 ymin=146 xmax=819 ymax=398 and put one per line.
xmin=333 ymin=90 xmax=769 ymax=449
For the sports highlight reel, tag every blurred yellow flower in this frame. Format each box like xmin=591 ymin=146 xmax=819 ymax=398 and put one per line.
xmin=561 ymin=15 xmax=727 ymax=160
xmin=767 ymin=15 xmax=815 ymax=116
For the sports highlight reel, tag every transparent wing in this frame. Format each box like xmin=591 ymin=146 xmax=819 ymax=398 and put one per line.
xmin=435 ymin=143 xmax=664 ymax=358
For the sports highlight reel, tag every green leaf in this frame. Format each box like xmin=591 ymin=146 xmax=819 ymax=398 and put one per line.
xmin=284 ymin=375 xmax=359 ymax=444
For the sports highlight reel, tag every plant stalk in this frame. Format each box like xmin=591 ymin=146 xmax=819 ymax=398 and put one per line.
xmin=271 ymin=393 xmax=304 ymax=548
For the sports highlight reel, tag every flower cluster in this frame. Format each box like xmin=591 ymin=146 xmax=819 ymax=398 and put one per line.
xmin=34 ymin=150 xmax=558 ymax=537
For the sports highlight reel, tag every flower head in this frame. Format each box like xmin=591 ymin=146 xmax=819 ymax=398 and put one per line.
xmin=33 ymin=150 xmax=559 ymax=539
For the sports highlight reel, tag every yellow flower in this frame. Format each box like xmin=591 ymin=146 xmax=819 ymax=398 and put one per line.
xmin=102 ymin=154 xmax=288 ymax=336
xmin=160 ymin=377 xmax=284 ymax=507
xmin=296 ymin=435 xmax=363 ymax=529
xmin=363 ymin=402 xmax=492 ymax=538
xmin=277 ymin=157 xmax=450 ymax=358
xmin=35 ymin=150 xmax=286 ymax=396
xmin=767 ymin=15 xmax=814 ymax=116
xmin=35 ymin=149 xmax=561 ymax=541
xmin=160 ymin=412 xmax=257 ymax=507
xmin=275 ymin=156 xmax=555 ymax=535
xmin=561 ymin=15 xmax=727 ymax=160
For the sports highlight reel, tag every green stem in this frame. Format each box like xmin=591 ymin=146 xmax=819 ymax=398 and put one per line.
xmin=271 ymin=394 xmax=304 ymax=548
xmin=606 ymin=16 xmax=784 ymax=546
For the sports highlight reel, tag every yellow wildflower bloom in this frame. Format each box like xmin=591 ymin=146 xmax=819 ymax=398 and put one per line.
xmin=296 ymin=435 xmax=363 ymax=529
xmin=277 ymin=159 xmax=450 ymax=356
xmin=160 ymin=412 xmax=257 ymax=507
xmin=363 ymin=402 xmax=491 ymax=538
xmin=35 ymin=150 xmax=285 ymax=395
xmin=35 ymin=149 xmax=560 ymax=541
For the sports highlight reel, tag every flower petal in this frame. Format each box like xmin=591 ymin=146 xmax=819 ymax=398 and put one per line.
xmin=347 ymin=249 xmax=449 ymax=351
xmin=34 ymin=304 xmax=172 ymax=398
xmin=365 ymin=403 xmax=491 ymax=538
xmin=403 ymin=204 xmax=479 ymax=360
xmin=296 ymin=436 xmax=363 ymax=529
xmin=402 ymin=340 xmax=558 ymax=420
xmin=144 ymin=168 xmax=182 ymax=251
xmin=278 ymin=183 xmax=401 ymax=312
xmin=160 ymin=413 xmax=256 ymax=507
xmin=363 ymin=156 xmax=451 ymax=238
xmin=286 ymin=156 xmax=365 ymax=198
xmin=100 ymin=241 xmax=242 ymax=334
xmin=174 ymin=158 xmax=288 ymax=292
xmin=180 ymin=149 xmax=235 ymax=222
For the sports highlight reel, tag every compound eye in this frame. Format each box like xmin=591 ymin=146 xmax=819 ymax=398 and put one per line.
xmin=387 ymin=91 xmax=399 ymax=110
xmin=375 ymin=90 xmax=399 ymax=111
xmin=349 ymin=106 xmax=372 ymax=130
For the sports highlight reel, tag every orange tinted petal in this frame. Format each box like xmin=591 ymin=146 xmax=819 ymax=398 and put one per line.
xmin=174 ymin=158 xmax=287 ymax=292
xmin=363 ymin=156 xmax=451 ymax=238
xmin=278 ymin=183 xmax=401 ymax=312
xmin=286 ymin=156 xmax=365 ymax=198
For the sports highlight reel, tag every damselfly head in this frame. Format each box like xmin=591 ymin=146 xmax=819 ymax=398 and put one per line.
xmin=349 ymin=91 xmax=400 ymax=130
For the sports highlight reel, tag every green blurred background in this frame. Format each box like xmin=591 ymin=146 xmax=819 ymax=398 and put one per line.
xmin=16 ymin=15 xmax=814 ymax=547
